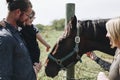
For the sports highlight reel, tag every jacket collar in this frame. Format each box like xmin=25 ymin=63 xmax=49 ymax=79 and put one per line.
xmin=5 ymin=21 xmax=19 ymax=34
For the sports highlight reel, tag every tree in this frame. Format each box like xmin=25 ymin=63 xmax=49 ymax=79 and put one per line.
xmin=51 ymin=18 xmax=65 ymax=30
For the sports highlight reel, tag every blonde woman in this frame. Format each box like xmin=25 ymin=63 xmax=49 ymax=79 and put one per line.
xmin=97 ymin=18 xmax=120 ymax=80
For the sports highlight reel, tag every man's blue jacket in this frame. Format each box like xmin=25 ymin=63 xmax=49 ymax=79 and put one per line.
xmin=0 ymin=22 xmax=36 ymax=80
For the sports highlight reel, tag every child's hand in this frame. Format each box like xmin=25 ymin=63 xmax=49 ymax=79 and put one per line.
xmin=46 ymin=44 xmax=51 ymax=52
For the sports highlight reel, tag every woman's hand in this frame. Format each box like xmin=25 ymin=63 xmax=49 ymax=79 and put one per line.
xmin=86 ymin=51 xmax=97 ymax=60
xmin=97 ymin=72 xmax=109 ymax=80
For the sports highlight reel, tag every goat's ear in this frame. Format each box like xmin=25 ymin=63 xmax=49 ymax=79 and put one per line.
xmin=71 ymin=15 xmax=77 ymax=30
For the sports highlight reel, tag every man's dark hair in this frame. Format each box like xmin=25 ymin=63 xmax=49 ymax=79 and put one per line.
xmin=6 ymin=0 xmax=32 ymax=12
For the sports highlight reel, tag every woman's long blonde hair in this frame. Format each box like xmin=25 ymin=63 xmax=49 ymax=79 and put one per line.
xmin=106 ymin=17 xmax=120 ymax=48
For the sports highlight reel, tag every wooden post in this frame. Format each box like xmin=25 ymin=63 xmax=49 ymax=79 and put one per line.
xmin=65 ymin=3 xmax=75 ymax=80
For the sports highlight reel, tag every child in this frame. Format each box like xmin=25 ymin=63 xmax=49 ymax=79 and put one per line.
xmin=20 ymin=10 xmax=51 ymax=65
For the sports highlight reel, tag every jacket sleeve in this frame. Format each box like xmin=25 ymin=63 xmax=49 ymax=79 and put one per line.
xmin=94 ymin=57 xmax=111 ymax=71
xmin=0 ymin=36 xmax=13 ymax=80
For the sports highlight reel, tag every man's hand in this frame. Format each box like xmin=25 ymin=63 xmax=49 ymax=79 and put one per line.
xmin=33 ymin=62 xmax=42 ymax=75
xmin=0 ymin=20 xmax=5 ymax=27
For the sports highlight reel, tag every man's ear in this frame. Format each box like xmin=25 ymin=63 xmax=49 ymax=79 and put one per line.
xmin=15 ymin=9 xmax=21 ymax=16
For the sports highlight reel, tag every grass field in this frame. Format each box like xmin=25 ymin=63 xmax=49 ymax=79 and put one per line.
xmin=37 ymin=30 xmax=113 ymax=80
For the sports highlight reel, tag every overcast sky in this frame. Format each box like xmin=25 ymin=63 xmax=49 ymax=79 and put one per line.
xmin=0 ymin=0 xmax=120 ymax=25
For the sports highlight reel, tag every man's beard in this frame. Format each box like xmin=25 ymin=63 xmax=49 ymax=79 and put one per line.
xmin=16 ymin=20 xmax=25 ymax=27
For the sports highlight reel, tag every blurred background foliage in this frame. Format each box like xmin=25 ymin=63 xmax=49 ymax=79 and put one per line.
xmin=36 ymin=18 xmax=65 ymax=31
